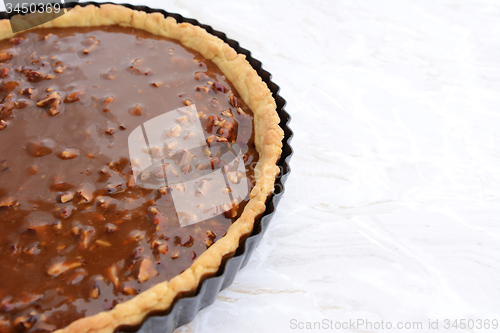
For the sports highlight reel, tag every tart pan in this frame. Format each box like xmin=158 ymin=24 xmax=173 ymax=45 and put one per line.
xmin=0 ymin=2 xmax=293 ymax=332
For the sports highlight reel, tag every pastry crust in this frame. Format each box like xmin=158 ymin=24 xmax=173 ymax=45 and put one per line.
xmin=0 ymin=4 xmax=283 ymax=333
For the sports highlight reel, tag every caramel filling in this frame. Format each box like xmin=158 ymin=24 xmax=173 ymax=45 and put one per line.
xmin=0 ymin=26 xmax=257 ymax=332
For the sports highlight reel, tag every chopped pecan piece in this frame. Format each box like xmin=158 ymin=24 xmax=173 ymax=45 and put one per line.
xmin=212 ymin=157 xmax=226 ymax=169
xmin=0 ymin=197 xmax=16 ymax=208
xmin=0 ymin=67 xmax=10 ymax=78
xmin=227 ymin=172 xmax=239 ymax=184
xmin=91 ymin=212 xmax=105 ymax=223
xmin=0 ymin=52 xmax=13 ymax=62
xmin=128 ymin=58 xmax=151 ymax=75
xmin=60 ymin=149 xmax=79 ymax=160
xmin=40 ymin=33 xmax=54 ymax=41
xmin=13 ymin=313 xmax=37 ymax=331
xmin=51 ymin=181 xmax=73 ymax=192
xmin=122 ymin=285 xmax=137 ymax=296
xmin=196 ymin=161 xmax=212 ymax=170
xmin=127 ymin=174 xmax=136 ymax=188
xmin=101 ymin=68 xmax=117 ymax=80
xmin=20 ymin=87 xmax=35 ymax=98
xmin=59 ymin=193 xmax=74 ymax=203
xmin=0 ymin=297 xmax=15 ymax=311
xmin=90 ymin=279 xmax=101 ymax=299
xmin=205 ymin=115 xmax=219 ymax=133
xmin=149 ymin=145 xmax=162 ymax=159
xmin=108 ymin=158 xmax=129 ymax=172
xmin=22 ymin=69 xmax=54 ymax=83
xmin=0 ymin=101 xmax=14 ymax=119
xmin=164 ymin=140 xmax=179 ymax=155
xmin=178 ymin=149 xmax=194 ymax=167
xmin=0 ymin=120 xmax=7 ymax=130
xmin=183 ymin=131 xmax=196 ymax=140
xmin=1 ymin=80 xmax=18 ymax=93
xmin=57 ymin=206 xmax=74 ymax=219
xmin=80 ymin=227 xmax=95 ymax=250
xmin=1 ymin=93 xmax=13 ymax=103
xmin=14 ymin=100 xmax=30 ymax=109
xmin=1 ymin=293 xmax=42 ymax=313
xmin=221 ymin=109 xmax=233 ymax=117
xmin=47 ymin=260 xmax=81 ymax=277
xmin=196 ymin=86 xmax=209 ymax=92
xmin=206 ymin=135 xmax=228 ymax=146
xmin=37 ymin=91 xmax=62 ymax=116
xmin=194 ymin=180 xmax=208 ymax=198
xmin=154 ymin=164 xmax=167 ymax=179
xmin=149 ymin=207 xmax=170 ymax=232
xmin=170 ymin=183 xmax=185 ymax=192
xmin=126 ymin=230 xmax=146 ymax=244
xmin=105 ymin=223 xmax=117 ymax=233
xmin=220 ymin=202 xmax=238 ymax=218
xmin=137 ymin=258 xmax=158 ymax=283
xmin=214 ymin=119 xmax=226 ymax=127
xmin=180 ymin=163 xmax=192 ymax=174
xmin=212 ymin=81 xmax=227 ymax=93
xmin=71 ymin=226 xmax=80 ymax=236
xmin=27 ymin=165 xmax=38 ymax=175
xmin=130 ymin=247 xmax=144 ymax=260
xmin=64 ymin=91 xmax=82 ymax=103
xmin=205 ymin=230 xmax=216 ymax=247
xmin=101 ymin=95 xmax=113 ymax=105
xmin=157 ymin=186 xmax=170 ymax=195
xmin=163 ymin=163 xmax=179 ymax=179
xmin=217 ymin=127 xmax=231 ymax=139
xmin=54 ymin=66 xmax=66 ymax=74
xmin=236 ymin=106 xmax=252 ymax=119
xmin=82 ymin=39 xmax=100 ymax=54
xmin=95 ymin=239 xmax=112 ymax=247
xmin=194 ymin=72 xmax=207 ymax=80
xmin=174 ymin=235 xmax=194 ymax=247
xmin=128 ymin=104 xmax=142 ymax=116
xmin=9 ymin=37 xmax=25 ymax=45
xmin=105 ymin=264 xmax=120 ymax=290
xmin=66 ymin=269 xmax=88 ymax=285
xmin=158 ymin=244 xmax=169 ymax=255
xmin=151 ymin=239 xmax=169 ymax=254
xmin=81 ymin=36 xmax=96 ymax=46
xmin=105 ymin=128 xmax=115 ymax=135
xmin=77 ymin=183 xmax=94 ymax=203
xmin=177 ymin=104 xmax=195 ymax=116
xmin=177 ymin=115 xmax=190 ymax=125
xmin=168 ymin=124 xmax=182 ymax=137
xmin=26 ymin=141 xmax=53 ymax=157
xmin=229 ymin=95 xmax=239 ymax=107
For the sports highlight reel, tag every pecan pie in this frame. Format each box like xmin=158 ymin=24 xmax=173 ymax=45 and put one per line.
xmin=0 ymin=4 xmax=283 ymax=333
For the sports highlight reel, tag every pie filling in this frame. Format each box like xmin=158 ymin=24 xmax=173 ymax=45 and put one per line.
xmin=0 ymin=26 xmax=258 ymax=332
